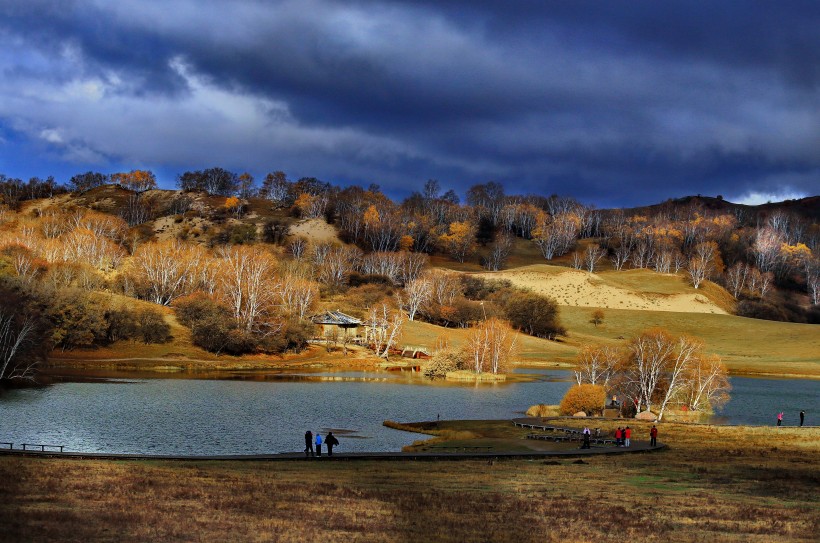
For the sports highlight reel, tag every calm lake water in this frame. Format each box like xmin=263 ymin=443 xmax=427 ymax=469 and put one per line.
xmin=0 ymin=369 xmax=817 ymax=455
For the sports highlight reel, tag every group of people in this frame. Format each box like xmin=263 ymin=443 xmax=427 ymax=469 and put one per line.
xmin=777 ymin=410 xmax=806 ymax=427
xmin=580 ymin=425 xmax=658 ymax=449
xmin=304 ymin=430 xmax=339 ymax=457
xmin=614 ymin=426 xmax=632 ymax=447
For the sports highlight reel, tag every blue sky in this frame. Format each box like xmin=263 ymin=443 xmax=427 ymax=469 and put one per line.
xmin=0 ymin=1 xmax=818 ymax=207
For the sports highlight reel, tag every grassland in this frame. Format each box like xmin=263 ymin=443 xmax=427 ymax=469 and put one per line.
xmin=2 ymin=421 xmax=818 ymax=542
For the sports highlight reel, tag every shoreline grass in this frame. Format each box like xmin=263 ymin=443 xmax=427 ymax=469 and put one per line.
xmin=2 ymin=420 xmax=818 ymax=542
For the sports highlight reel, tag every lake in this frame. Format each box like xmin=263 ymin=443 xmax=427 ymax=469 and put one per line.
xmin=0 ymin=369 xmax=817 ymax=455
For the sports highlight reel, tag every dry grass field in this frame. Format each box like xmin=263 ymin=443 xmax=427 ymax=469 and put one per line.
xmin=1 ymin=421 xmax=818 ymax=542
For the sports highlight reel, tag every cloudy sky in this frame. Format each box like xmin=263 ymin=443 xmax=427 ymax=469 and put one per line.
xmin=0 ymin=1 xmax=818 ymax=207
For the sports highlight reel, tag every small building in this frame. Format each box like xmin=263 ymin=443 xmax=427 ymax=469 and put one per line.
xmin=311 ymin=310 xmax=362 ymax=341
xmin=401 ymin=346 xmax=431 ymax=359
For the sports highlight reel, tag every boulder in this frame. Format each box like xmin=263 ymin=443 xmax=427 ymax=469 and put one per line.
xmin=635 ymin=410 xmax=657 ymax=421
xmin=573 ymin=411 xmax=587 ymax=417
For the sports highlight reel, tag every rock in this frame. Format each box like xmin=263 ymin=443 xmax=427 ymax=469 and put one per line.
xmin=635 ymin=410 xmax=657 ymax=421
xmin=573 ymin=411 xmax=587 ymax=417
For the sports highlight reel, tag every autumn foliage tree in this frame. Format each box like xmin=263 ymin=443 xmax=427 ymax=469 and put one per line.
xmin=559 ymin=384 xmax=606 ymax=416
xmin=439 ymin=221 xmax=477 ymax=263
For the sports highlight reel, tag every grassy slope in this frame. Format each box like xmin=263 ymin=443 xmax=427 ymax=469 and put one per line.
xmin=26 ymin=190 xmax=817 ymax=378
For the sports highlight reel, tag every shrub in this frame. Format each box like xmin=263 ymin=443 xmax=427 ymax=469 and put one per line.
xmin=559 ymin=384 xmax=606 ymax=416
xmin=736 ymin=300 xmax=788 ymax=322
xmin=137 ymin=308 xmax=171 ymax=344
xmin=105 ymin=308 xmax=140 ymax=343
xmin=423 ymin=348 xmax=468 ymax=378
xmin=496 ymin=290 xmax=565 ymax=339
xmin=460 ymin=275 xmax=512 ymax=300
xmin=526 ymin=404 xmax=559 ymax=417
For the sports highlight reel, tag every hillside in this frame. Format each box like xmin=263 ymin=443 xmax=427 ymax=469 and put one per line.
xmin=473 ymin=265 xmax=731 ymax=314
xmin=1 ymin=183 xmax=818 ymax=381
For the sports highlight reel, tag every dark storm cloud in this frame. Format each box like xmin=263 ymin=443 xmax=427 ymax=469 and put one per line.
xmin=0 ymin=0 xmax=818 ymax=206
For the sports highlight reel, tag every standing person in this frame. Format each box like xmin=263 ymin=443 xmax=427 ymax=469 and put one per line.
xmin=582 ymin=427 xmax=591 ymax=449
xmin=650 ymin=425 xmax=658 ymax=447
xmin=315 ymin=432 xmax=323 ymax=456
xmin=615 ymin=427 xmax=622 ymax=447
xmin=800 ymin=410 xmax=805 ymax=427
xmin=325 ymin=432 xmax=339 ymax=456
xmin=304 ymin=430 xmax=314 ymax=457
xmin=777 ymin=412 xmax=784 ymax=427
xmin=624 ymin=426 xmax=631 ymax=447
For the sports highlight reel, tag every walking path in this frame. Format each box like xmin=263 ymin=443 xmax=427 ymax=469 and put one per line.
xmin=0 ymin=418 xmax=665 ymax=462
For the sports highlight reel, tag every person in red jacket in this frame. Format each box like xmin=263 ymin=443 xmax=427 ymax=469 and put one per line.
xmin=615 ymin=427 xmax=622 ymax=446
xmin=650 ymin=425 xmax=658 ymax=447
xmin=624 ymin=426 xmax=632 ymax=447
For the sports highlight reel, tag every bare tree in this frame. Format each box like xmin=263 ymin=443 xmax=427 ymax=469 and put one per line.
xmin=725 ymin=262 xmax=748 ymax=299
xmin=464 ymin=317 xmax=517 ymax=374
xmin=584 ymin=243 xmax=606 ymax=273
xmin=365 ymin=303 xmax=404 ymax=359
xmin=217 ymin=246 xmax=282 ymax=335
xmin=573 ymin=345 xmax=618 ymax=387
xmin=402 ymin=277 xmax=432 ymax=321
xmin=687 ymin=241 xmax=720 ymax=289
xmin=0 ymin=311 xmax=38 ymax=381
xmin=685 ymin=354 xmax=730 ymax=413
xmin=483 ymin=232 xmax=514 ymax=271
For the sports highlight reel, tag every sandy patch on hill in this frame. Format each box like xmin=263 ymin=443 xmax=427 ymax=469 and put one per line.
xmin=477 ymin=267 xmax=727 ymax=314
xmin=289 ymin=218 xmax=340 ymax=243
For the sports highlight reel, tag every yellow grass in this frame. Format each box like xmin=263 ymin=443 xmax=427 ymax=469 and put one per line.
xmin=2 ymin=421 xmax=818 ymax=542
xmin=560 ymin=306 xmax=820 ymax=377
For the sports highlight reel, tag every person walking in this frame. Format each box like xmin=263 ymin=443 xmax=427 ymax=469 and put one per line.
xmin=582 ymin=427 xmax=591 ymax=449
xmin=650 ymin=425 xmax=658 ymax=447
xmin=304 ymin=430 xmax=314 ymax=457
xmin=315 ymin=432 xmax=323 ymax=456
xmin=624 ymin=426 xmax=632 ymax=447
xmin=615 ymin=427 xmax=622 ymax=447
xmin=325 ymin=432 xmax=339 ymax=456
xmin=800 ymin=410 xmax=805 ymax=427
xmin=777 ymin=412 xmax=784 ymax=427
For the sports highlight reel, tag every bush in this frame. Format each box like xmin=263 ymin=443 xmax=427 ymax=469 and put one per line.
xmin=559 ymin=384 xmax=606 ymax=416
xmin=261 ymin=320 xmax=314 ymax=353
xmin=496 ymin=290 xmax=565 ymax=339
xmin=736 ymin=300 xmax=788 ymax=322
xmin=105 ymin=308 xmax=140 ymax=343
xmin=460 ymin=275 xmax=512 ymax=300
xmin=137 ymin=308 xmax=171 ymax=344
xmin=526 ymin=404 xmax=559 ymax=417
xmin=44 ymin=289 xmax=108 ymax=349
xmin=423 ymin=348 xmax=468 ymax=378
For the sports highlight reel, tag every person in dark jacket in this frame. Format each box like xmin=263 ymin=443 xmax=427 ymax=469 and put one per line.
xmin=581 ymin=427 xmax=591 ymax=449
xmin=650 ymin=425 xmax=658 ymax=447
xmin=800 ymin=410 xmax=805 ymax=427
xmin=325 ymin=432 xmax=340 ymax=456
xmin=304 ymin=430 xmax=314 ymax=457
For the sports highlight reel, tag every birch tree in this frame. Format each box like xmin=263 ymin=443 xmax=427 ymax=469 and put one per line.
xmin=0 ymin=311 xmax=38 ymax=381
xmin=573 ymin=345 xmax=618 ymax=387
xmin=402 ymin=276 xmax=432 ymax=321
xmin=217 ymin=245 xmax=282 ymax=335
xmin=465 ymin=318 xmax=517 ymax=374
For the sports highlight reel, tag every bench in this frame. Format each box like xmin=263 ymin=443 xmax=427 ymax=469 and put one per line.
xmin=21 ymin=443 xmax=64 ymax=452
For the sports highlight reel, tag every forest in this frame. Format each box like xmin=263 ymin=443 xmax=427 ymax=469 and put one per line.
xmin=0 ymin=169 xmax=817 ymax=393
